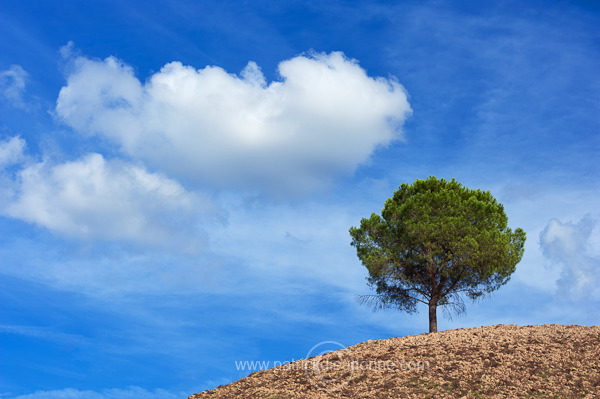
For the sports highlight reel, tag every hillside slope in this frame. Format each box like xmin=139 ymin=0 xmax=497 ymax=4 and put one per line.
xmin=189 ymin=324 xmax=600 ymax=398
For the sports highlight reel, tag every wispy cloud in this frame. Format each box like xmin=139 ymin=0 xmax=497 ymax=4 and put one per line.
xmin=3 ymin=387 xmax=186 ymax=399
xmin=0 ymin=325 xmax=88 ymax=347
xmin=0 ymin=136 xmax=26 ymax=168
xmin=0 ymin=65 xmax=29 ymax=109
xmin=378 ymin=2 xmax=600 ymax=184
xmin=55 ymin=50 xmax=411 ymax=195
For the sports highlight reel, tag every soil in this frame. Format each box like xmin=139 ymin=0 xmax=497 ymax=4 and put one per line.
xmin=188 ymin=324 xmax=600 ymax=398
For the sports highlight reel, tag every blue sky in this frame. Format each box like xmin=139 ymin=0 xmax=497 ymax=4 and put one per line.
xmin=0 ymin=0 xmax=599 ymax=397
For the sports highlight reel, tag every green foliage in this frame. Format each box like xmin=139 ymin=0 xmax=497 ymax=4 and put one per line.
xmin=349 ymin=176 xmax=526 ymax=326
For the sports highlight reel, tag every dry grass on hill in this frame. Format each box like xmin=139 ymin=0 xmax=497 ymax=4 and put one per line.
xmin=189 ymin=324 xmax=600 ymax=399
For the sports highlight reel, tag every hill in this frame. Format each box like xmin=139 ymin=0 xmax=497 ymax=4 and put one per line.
xmin=188 ymin=324 xmax=600 ymax=398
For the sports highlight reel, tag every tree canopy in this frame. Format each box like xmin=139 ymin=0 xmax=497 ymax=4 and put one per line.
xmin=349 ymin=176 xmax=526 ymax=333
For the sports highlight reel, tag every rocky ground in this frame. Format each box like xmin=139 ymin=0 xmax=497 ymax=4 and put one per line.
xmin=189 ymin=324 xmax=600 ymax=398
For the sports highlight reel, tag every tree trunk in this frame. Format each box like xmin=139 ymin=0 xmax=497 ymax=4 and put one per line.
xmin=428 ymin=299 xmax=438 ymax=333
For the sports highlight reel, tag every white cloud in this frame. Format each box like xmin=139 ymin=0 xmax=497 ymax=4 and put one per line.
xmin=539 ymin=215 xmax=600 ymax=300
xmin=56 ymin=51 xmax=411 ymax=194
xmin=0 ymin=65 xmax=29 ymax=109
xmin=4 ymin=387 xmax=185 ymax=399
xmin=0 ymin=136 xmax=26 ymax=167
xmin=2 ymin=151 xmax=219 ymax=248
